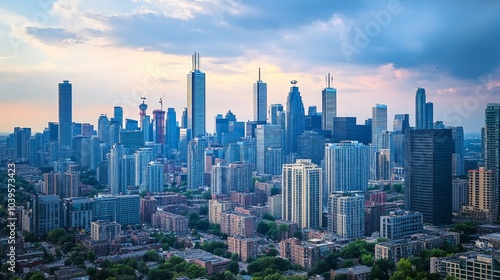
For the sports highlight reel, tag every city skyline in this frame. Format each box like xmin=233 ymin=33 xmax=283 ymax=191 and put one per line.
xmin=1 ymin=1 xmax=499 ymax=134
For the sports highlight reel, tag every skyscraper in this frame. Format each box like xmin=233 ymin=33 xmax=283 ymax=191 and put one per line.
xmin=426 ymin=102 xmax=434 ymax=129
xmin=187 ymin=52 xmax=206 ymax=138
xmin=405 ymin=129 xmax=453 ymax=225
xmin=113 ymin=106 xmax=123 ymax=128
xmin=450 ymin=126 xmax=465 ymax=176
xmin=166 ymin=108 xmax=178 ymax=149
xmin=269 ymin=104 xmax=284 ymax=126
xmin=146 ymin=161 xmax=164 ymax=193
xmin=393 ymin=114 xmax=410 ymax=134
xmin=372 ymin=104 xmax=387 ymax=150
xmin=255 ymin=124 xmax=284 ymax=174
xmin=153 ymin=109 xmax=166 ymax=145
xmin=484 ymin=103 xmax=500 ymax=218
xmin=134 ymin=148 xmax=154 ymax=191
xmin=322 ymin=73 xmax=337 ymax=133
xmin=282 ymin=159 xmax=322 ymax=229
xmin=109 ymin=144 xmax=127 ymax=195
xmin=253 ymin=68 xmax=267 ymax=122
xmin=328 ymin=192 xmax=365 ymax=239
xmin=139 ymin=98 xmax=148 ymax=129
xmin=324 ymin=141 xmax=370 ymax=194
xmin=98 ymin=114 xmax=110 ymax=148
xmin=415 ymin=87 xmax=426 ymax=129
xmin=285 ymin=81 xmax=305 ymax=154
xmin=58 ymin=80 xmax=72 ymax=149
xmin=187 ymin=137 xmax=207 ymax=189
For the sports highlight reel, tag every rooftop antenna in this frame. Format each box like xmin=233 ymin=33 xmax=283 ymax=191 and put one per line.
xmin=197 ymin=52 xmax=200 ymax=70
xmin=258 ymin=67 xmax=261 ymax=81
xmin=159 ymin=93 xmax=166 ymax=111
xmin=141 ymin=96 xmax=146 ymax=104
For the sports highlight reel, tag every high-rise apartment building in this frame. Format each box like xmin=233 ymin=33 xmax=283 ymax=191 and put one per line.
xmin=462 ymin=168 xmax=497 ymax=222
xmin=282 ymin=159 xmax=322 ymax=229
xmin=135 ymin=147 xmax=154 ymax=191
xmin=324 ymin=141 xmax=370 ymax=194
xmin=329 ymin=192 xmax=365 ymax=239
xmin=484 ymin=103 xmax=500 ymax=218
xmin=372 ymin=104 xmax=387 ymax=150
xmin=187 ymin=137 xmax=207 ymax=189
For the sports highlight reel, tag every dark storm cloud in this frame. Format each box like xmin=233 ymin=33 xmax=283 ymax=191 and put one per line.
xmin=25 ymin=0 xmax=500 ymax=80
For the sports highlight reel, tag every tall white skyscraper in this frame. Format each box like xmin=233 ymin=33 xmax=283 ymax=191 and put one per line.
xmin=146 ymin=161 xmax=164 ymax=193
xmin=329 ymin=192 xmax=365 ymax=239
xmin=109 ymin=144 xmax=127 ymax=195
xmin=187 ymin=52 xmax=206 ymax=138
xmin=120 ymin=155 xmax=135 ymax=192
xmin=255 ymin=124 xmax=284 ymax=174
xmin=324 ymin=141 xmax=370 ymax=194
xmin=253 ymin=68 xmax=267 ymax=122
xmin=282 ymin=159 xmax=322 ymax=229
xmin=321 ymin=73 xmax=337 ymax=133
xmin=135 ymin=148 xmax=154 ymax=191
xmin=372 ymin=104 xmax=388 ymax=150
xmin=187 ymin=137 xmax=208 ymax=189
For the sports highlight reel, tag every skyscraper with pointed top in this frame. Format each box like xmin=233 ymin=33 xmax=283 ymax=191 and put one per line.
xmin=285 ymin=80 xmax=305 ymax=154
xmin=253 ymin=68 xmax=267 ymax=123
xmin=187 ymin=52 xmax=206 ymax=138
xmin=322 ymin=73 xmax=337 ymax=134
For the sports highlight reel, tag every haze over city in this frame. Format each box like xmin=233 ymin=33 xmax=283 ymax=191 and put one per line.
xmin=1 ymin=0 xmax=499 ymax=134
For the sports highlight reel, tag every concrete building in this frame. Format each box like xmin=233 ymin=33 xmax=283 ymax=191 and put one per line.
xmin=282 ymin=159 xmax=322 ymax=229
xmin=91 ymin=220 xmax=121 ymax=242
xmin=208 ymin=199 xmax=232 ymax=224
xmin=268 ymin=195 xmax=282 ymax=219
xmin=151 ymin=211 xmax=188 ymax=236
xmin=375 ymin=230 xmax=460 ymax=263
xmin=380 ymin=210 xmax=423 ymax=240
xmin=62 ymin=197 xmax=92 ymax=231
xmin=462 ymin=167 xmax=497 ymax=222
xmin=167 ymin=249 xmax=230 ymax=275
xmin=279 ymin=238 xmax=336 ymax=269
xmin=227 ymin=235 xmax=258 ymax=262
xmin=328 ymin=192 xmax=365 ymax=240
xmin=140 ymin=196 xmax=157 ymax=224
xmin=220 ymin=212 xmax=255 ymax=238
xmin=439 ymin=253 xmax=500 ymax=279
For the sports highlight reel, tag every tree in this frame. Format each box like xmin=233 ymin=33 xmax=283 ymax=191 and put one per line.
xmin=293 ymin=230 xmax=303 ymax=240
xmin=334 ymin=274 xmax=348 ymax=280
xmin=87 ymin=251 xmax=95 ymax=262
xmin=228 ymin=260 xmax=239 ymax=274
xmin=143 ymin=250 xmax=159 ymax=262
xmin=361 ymin=254 xmax=373 ymax=266
xmin=28 ymin=272 xmax=47 ymax=280
xmin=47 ymin=228 xmax=67 ymax=244
xmin=262 ymin=213 xmax=275 ymax=221
xmin=370 ymin=258 xmax=395 ymax=280
xmin=257 ymin=221 xmax=270 ymax=235
xmin=199 ymin=206 xmax=208 ymax=215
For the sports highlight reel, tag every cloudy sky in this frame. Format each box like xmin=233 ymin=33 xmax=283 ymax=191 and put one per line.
xmin=1 ymin=0 xmax=499 ymax=134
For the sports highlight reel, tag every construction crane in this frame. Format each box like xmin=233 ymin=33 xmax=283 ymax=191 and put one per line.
xmin=159 ymin=93 xmax=166 ymax=111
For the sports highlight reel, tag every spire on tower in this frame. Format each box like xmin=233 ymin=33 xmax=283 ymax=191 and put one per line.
xmin=258 ymin=67 xmax=261 ymax=81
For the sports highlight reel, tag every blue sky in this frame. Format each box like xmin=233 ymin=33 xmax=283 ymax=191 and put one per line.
xmin=0 ymin=0 xmax=499 ymax=134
